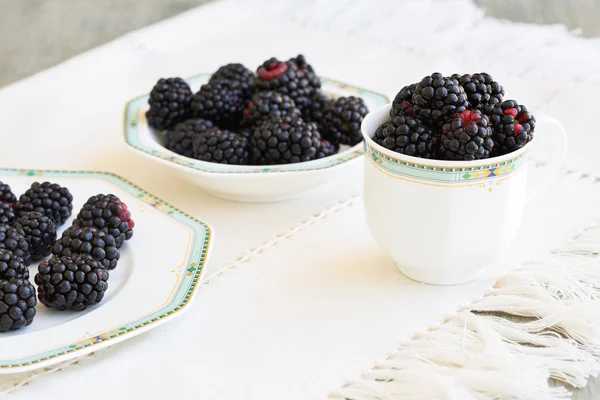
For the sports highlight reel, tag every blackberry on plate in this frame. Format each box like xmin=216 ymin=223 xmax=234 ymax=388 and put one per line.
xmin=0 ymin=249 xmax=29 ymax=280
xmin=164 ymin=118 xmax=215 ymax=158
xmin=373 ymin=115 xmax=434 ymax=159
xmin=316 ymin=140 xmax=336 ymax=159
xmin=193 ymin=129 xmax=250 ymax=165
xmin=146 ymin=77 xmax=193 ymax=131
xmin=251 ymin=115 xmax=321 ymax=165
xmin=412 ymin=73 xmax=468 ymax=126
xmin=191 ymin=79 xmax=246 ymax=130
xmin=14 ymin=212 xmax=57 ymax=261
xmin=0 ymin=225 xmax=31 ymax=266
xmin=453 ymin=73 xmax=504 ymax=110
xmin=210 ymin=63 xmax=255 ymax=98
xmin=390 ymin=83 xmax=416 ymax=118
xmin=74 ymin=194 xmax=134 ymax=248
xmin=440 ymin=110 xmax=494 ymax=161
xmin=35 ymin=254 xmax=109 ymax=311
xmin=0 ymin=278 xmax=36 ymax=332
xmin=14 ymin=182 xmax=73 ymax=226
xmin=242 ymin=91 xmax=299 ymax=128
xmin=53 ymin=226 xmax=120 ymax=270
xmin=486 ymin=100 xmax=535 ymax=155
xmin=0 ymin=182 xmax=16 ymax=204
xmin=304 ymin=92 xmax=331 ymax=124
xmin=0 ymin=201 xmax=14 ymax=225
xmin=321 ymin=96 xmax=369 ymax=146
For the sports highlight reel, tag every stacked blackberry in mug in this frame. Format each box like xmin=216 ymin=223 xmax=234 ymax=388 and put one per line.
xmin=145 ymin=55 xmax=370 ymax=165
xmin=0 ymin=181 xmax=135 ymax=332
xmin=376 ymin=73 xmax=535 ymax=161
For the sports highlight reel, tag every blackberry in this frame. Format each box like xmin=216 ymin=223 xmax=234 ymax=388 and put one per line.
xmin=321 ymin=96 xmax=369 ymax=146
xmin=210 ymin=63 xmax=255 ymax=98
xmin=164 ymin=118 xmax=215 ymax=158
xmin=74 ymin=194 xmax=134 ymax=248
xmin=53 ymin=226 xmax=119 ymax=270
xmin=14 ymin=182 xmax=73 ymax=226
xmin=452 ymin=73 xmax=504 ymax=110
xmin=305 ymin=92 xmax=331 ymax=124
xmin=0 ymin=201 xmax=14 ymax=225
xmin=146 ymin=77 xmax=193 ymax=131
xmin=35 ymin=254 xmax=109 ymax=311
xmin=412 ymin=73 xmax=468 ymax=126
xmin=316 ymin=140 xmax=336 ymax=159
xmin=0 ymin=225 xmax=31 ymax=266
xmin=0 ymin=278 xmax=36 ymax=332
xmin=236 ymin=128 xmax=252 ymax=140
xmin=373 ymin=115 xmax=433 ymax=159
xmin=193 ymin=129 xmax=250 ymax=165
xmin=251 ymin=116 xmax=321 ymax=165
xmin=252 ymin=55 xmax=320 ymax=113
xmin=0 ymin=249 xmax=28 ymax=280
xmin=191 ymin=79 xmax=246 ymax=130
xmin=486 ymin=100 xmax=536 ymax=155
xmin=390 ymin=83 xmax=416 ymax=118
xmin=242 ymin=91 xmax=298 ymax=128
xmin=14 ymin=212 xmax=57 ymax=261
xmin=0 ymin=182 xmax=16 ymax=204
xmin=440 ymin=110 xmax=494 ymax=161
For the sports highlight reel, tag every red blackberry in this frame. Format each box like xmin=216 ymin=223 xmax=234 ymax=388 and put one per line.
xmin=373 ymin=115 xmax=433 ymax=159
xmin=146 ymin=77 xmax=193 ymax=131
xmin=242 ymin=91 xmax=299 ymax=128
xmin=165 ymin=118 xmax=215 ymax=158
xmin=453 ymin=73 xmax=504 ymax=110
xmin=193 ymin=129 xmax=250 ymax=165
xmin=74 ymin=194 xmax=134 ymax=248
xmin=412 ymin=73 xmax=468 ymax=126
xmin=390 ymin=83 xmax=416 ymax=118
xmin=0 ymin=201 xmax=14 ymax=225
xmin=53 ymin=226 xmax=119 ymax=270
xmin=191 ymin=79 xmax=246 ymax=130
xmin=210 ymin=63 xmax=255 ymax=98
xmin=0 ymin=225 xmax=31 ymax=267
xmin=486 ymin=100 xmax=535 ymax=155
xmin=14 ymin=182 xmax=73 ymax=226
xmin=440 ymin=110 xmax=494 ymax=161
xmin=0 ymin=182 xmax=16 ymax=204
xmin=35 ymin=254 xmax=109 ymax=311
xmin=0 ymin=278 xmax=36 ymax=332
xmin=0 ymin=249 xmax=29 ymax=280
xmin=321 ymin=96 xmax=369 ymax=146
xmin=14 ymin=212 xmax=57 ymax=261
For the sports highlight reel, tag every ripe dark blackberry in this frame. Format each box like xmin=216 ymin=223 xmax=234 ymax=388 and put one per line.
xmin=412 ymin=73 xmax=468 ymax=126
xmin=53 ymin=226 xmax=119 ymax=270
xmin=191 ymin=79 xmax=246 ymax=130
xmin=35 ymin=254 xmax=109 ymax=311
xmin=242 ymin=91 xmax=299 ymax=128
xmin=316 ymin=140 xmax=336 ymax=159
xmin=390 ymin=83 xmax=416 ymax=118
xmin=192 ymin=129 xmax=250 ymax=165
xmin=321 ymin=96 xmax=369 ymax=146
xmin=486 ymin=100 xmax=536 ymax=155
xmin=373 ymin=115 xmax=434 ymax=159
xmin=252 ymin=55 xmax=320 ymax=113
xmin=440 ymin=110 xmax=494 ymax=161
xmin=452 ymin=73 xmax=504 ymax=110
xmin=304 ymin=92 xmax=331 ymax=124
xmin=0 ymin=225 xmax=31 ymax=266
xmin=75 ymin=194 xmax=134 ymax=248
xmin=0 ymin=182 xmax=16 ymax=204
xmin=0 ymin=201 xmax=14 ymax=225
xmin=0 ymin=278 xmax=36 ymax=332
xmin=164 ymin=118 xmax=215 ymax=158
xmin=210 ymin=63 xmax=255 ymax=98
xmin=251 ymin=116 xmax=321 ymax=165
xmin=14 ymin=182 xmax=73 ymax=226
xmin=0 ymin=249 xmax=28 ymax=280
xmin=146 ymin=77 xmax=193 ymax=131
xmin=14 ymin=212 xmax=57 ymax=261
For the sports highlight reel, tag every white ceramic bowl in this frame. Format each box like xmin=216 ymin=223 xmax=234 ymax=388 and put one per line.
xmin=124 ymin=74 xmax=389 ymax=202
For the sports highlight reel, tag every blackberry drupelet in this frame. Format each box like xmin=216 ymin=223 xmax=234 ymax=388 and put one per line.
xmin=316 ymin=140 xmax=336 ymax=159
xmin=304 ymin=92 xmax=331 ymax=124
xmin=486 ymin=100 xmax=535 ymax=155
xmin=164 ymin=118 xmax=215 ymax=158
xmin=242 ymin=91 xmax=298 ymax=128
xmin=0 ymin=182 xmax=16 ymax=204
xmin=192 ymin=129 xmax=250 ymax=165
xmin=390 ymin=83 xmax=416 ymax=118
xmin=191 ymin=79 xmax=246 ymax=130
xmin=146 ymin=77 xmax=193 ymax=131
xmin=0 ymin=201 xmax=14 ymax=225
xmin=74 ymin=194 xmax=134 ymax=248
xmin=53 ymin=226 xmax=120 ymax=270
xmin=0 ymin=278 xmax=36 ymax=332
xmin=373 ymin=115 xmax=434 ymax=159
xmin=14 ymin=182 xmax=73 ymax=226
xmin=440 ymin=110 xmax=494 ymax=161
xmin=0 ymin=225 xmax=30 ymax=266
xmin=35 ymin=254 xmax=109 ymax=311
xmin=14 ymin=212 xmax=57 ymax=261
xmin=321 ymin=96 xmax=369 ymax=146
xmin=0 ymin=249 xmax=28 ymax=280
xmin=453 ymin=73 xmax=504 ymax=110
xmin=412 ymin=73 xmax=468 ymax=126
xmin=210 ymin=63 xmax=255 ymax=98
xmin=251 ymin=116 xmax=321 ymax=165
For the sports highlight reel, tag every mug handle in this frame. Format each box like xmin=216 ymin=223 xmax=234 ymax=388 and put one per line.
xmin=527 ymin=115 xmax=568 ymax=203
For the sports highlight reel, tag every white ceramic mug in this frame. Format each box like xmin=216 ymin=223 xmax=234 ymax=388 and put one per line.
xmin=361 ymin=104 xmax=567 ymax=285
